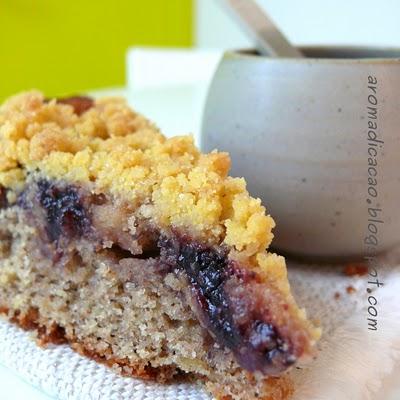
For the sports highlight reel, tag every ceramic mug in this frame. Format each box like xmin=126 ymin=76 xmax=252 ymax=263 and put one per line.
xmin=202 ymin=47 xmax=400 ymax=259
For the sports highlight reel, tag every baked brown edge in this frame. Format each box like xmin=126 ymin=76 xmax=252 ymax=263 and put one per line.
xmin=0 ymin=306 xmax=294 ymax=400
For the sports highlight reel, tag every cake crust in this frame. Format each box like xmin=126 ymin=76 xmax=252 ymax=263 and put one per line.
xmin=1 ymin=306 xmax=294 ymax=400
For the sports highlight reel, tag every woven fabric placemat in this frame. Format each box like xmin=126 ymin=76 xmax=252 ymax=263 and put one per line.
xmin=1 ymin=251 xmax=400 ymax=400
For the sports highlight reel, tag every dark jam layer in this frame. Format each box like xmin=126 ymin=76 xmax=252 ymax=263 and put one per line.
xmin=0 ymin=186 xmax=7 ymax=209
xmin=21 ymin=179 xmax=299 ymax=375
xmin=37 ymin=180 xmax=90 ymax=242
xmin=160 ymin=236 xmax=296 ymax=375
xmin=160 ymin=236 xmax=238 ymax=347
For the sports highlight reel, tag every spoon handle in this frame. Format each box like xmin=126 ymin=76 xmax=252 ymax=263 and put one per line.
xmin=222 ymin=0 xmax=303 ymax=58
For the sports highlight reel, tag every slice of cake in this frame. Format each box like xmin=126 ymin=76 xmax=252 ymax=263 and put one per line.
xmin=0 ymin=92 xmax=320 ymax=400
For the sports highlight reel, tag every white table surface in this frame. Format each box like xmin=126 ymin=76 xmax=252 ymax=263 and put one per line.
xmin=1 ymin=85 xmax=399 ymax=399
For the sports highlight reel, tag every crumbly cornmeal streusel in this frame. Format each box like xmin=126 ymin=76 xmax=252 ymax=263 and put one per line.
xmin=0 ymin=91 xmax=272 ymax=257
xmin=0 ymin=91 xmax=320 ymax=400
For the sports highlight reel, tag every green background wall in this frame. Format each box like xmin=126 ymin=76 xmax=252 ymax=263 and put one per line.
xmin=0 ymin=0 xmax=193 ymax=100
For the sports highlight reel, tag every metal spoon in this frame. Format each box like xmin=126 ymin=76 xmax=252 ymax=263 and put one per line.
xmin=220 ymin=0 xmax=303 ymax=58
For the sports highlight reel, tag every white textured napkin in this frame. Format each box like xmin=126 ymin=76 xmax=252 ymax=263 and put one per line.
xmin=1 ymin=248 xmax=400 ymax=400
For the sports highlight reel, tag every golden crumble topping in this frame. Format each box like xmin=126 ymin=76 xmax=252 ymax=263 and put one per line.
xmin=0 ymin=91 xmax=275 ymax=259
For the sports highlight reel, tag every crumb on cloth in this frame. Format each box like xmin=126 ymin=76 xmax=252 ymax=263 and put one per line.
xmin=343 ymin=263 xmax=368 ymax=277
xmin=346 ymin=285 xmax=356 ymax=294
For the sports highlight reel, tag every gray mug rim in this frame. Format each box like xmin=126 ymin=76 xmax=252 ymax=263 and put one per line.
xmin=226 ymin=46 xmax=400 ymax=64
